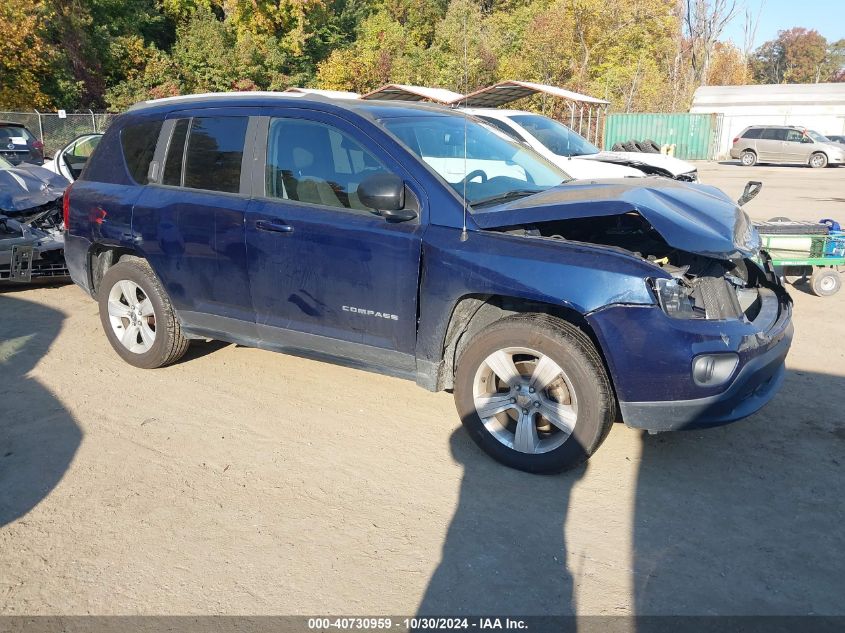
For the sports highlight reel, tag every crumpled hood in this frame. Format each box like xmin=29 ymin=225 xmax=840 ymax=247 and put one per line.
xmin=0 ymin=163 xmax=69 ymax=212
xmin=472 ymin=179 xmax=760 ymax=259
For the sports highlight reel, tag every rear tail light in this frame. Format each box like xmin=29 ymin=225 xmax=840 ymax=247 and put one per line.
xmin=62 ymin=182 xmax=74 ymax=230
xmin=32 ymin=139 xmax=44 ymax=150
xmin=732 ymin=137 xmax=739 ymax=144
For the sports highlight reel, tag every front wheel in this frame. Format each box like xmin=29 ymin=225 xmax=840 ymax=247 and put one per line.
xmin=98 ymin=257 xmax=190 ymax=368
xmin=810 ymin=152 xmax=828 ymax=169
xmin=453 ymin=314 xmax=616 ymax=474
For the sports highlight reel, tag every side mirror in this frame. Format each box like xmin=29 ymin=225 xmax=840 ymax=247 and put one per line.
xmin=357 ymin=173 xmax=417 ymax=222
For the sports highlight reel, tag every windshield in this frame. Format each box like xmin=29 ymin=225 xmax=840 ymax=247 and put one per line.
xmin=510 ymin=114 xmax=600 ymax=157
xmin=381 ymin=114 xmax=568 ymax=208
xmin=807 ymin=130 xmax=831 ymax=143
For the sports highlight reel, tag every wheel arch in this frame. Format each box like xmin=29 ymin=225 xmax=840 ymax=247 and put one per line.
xmin=809 ymin=150 xmax=828 ymax=165
xmin=434 ymin=294 xmax=614 ymax=396
xmin=87 ymin=243 xmax=144 ymax=297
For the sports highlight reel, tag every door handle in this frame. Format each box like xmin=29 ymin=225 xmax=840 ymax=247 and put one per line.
xmin=255 ymin=219 xmax=294 ymax=234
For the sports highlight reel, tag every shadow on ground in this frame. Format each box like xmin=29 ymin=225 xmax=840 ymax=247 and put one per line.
xmin=418 ymin=428 xmax=585 ymax=616
xmin=418 ymin=370 xmax=844 ymax=616
xmin=633 ymin=369 xmax=845 ymax=615
xmin=0 ymin=293 xmax=81 ymax=528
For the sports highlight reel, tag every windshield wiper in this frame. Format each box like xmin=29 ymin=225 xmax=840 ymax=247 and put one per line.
xmin=471 ymin=189 xmax=545 ymax=208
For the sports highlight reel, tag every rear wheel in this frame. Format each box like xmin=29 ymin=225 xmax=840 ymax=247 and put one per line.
xmin=98 ymin=257 xmax=189 ymax=368
xmin=809 ymin=268 xmax=841 ymax=297
xmin=740 ymin=150 xmax=757 ymax=166
xmin=453 ymin=314 xmax=615 ymax=474
xmin=809 ymin=152 xmax=828 ymax=169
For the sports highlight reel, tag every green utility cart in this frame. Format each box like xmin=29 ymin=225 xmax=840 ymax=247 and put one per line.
xmin=755 ymin=219 xmax=844 ymax=297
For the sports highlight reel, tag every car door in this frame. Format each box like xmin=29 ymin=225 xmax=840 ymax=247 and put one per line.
xmin=757 ymin=128 xmax=787 ymax=162
xmin=244 ymin=110 xmax=426 ymax=372
xmin=56 ymin=134 xmax=102 ymax=181
xmin=132 ymin=109 xmax=257 ymax=326
xmin=783 ymin=129 xmax=811 ymax=163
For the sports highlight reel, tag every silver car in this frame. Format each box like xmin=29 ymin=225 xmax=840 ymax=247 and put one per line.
xmin=730 ymin=125 xmax=845 ymax=168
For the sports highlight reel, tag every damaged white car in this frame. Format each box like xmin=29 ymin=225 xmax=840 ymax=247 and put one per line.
xmin=0 ymin=156 xmax=70 ymax=283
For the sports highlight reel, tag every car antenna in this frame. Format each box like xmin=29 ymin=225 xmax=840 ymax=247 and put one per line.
xmin=460 ymin=3 xmax=469 ymax=243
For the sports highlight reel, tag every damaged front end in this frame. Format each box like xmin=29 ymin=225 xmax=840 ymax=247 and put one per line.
xmin=471 ymin=179 xmax=793 ymax=430
xmin=514 ymin=211 xmax=788 ymax=327
xmin=0 ymin=159 xmax=70 ymax=283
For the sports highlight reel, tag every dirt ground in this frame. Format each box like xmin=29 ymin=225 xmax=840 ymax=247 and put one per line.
xmin=1 ymin=162 xmax=843 ymax=617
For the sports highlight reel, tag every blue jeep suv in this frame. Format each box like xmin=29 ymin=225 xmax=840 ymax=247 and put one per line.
xmin=64 ymin=92 xmax=793 ymax=473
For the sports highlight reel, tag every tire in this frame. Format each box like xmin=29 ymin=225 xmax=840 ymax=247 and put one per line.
xmin=643 ymin=139 xmax=661 ymax=153
xmin=809 ymin=152 xmax=828 ymax=169
xmin=611 ymin=142 xmax=626 ymax=152
xmin=98 ymin=257 xmax=189 ymax=368
xmin=740 ymin=150 xmax=757 ymax=166
xmin=809 ymin=268 xmax=841 ymax=297
xmin=453 ymin=314 xmax=616 ymax=474
xmin=623 ymin=140 xmax=639 ymax=152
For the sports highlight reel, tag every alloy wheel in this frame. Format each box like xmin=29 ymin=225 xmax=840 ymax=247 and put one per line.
xmin=472 ymin=347 xmax=578 ymax=454
xmin=107 ymin=280 xmax=156 ymax=354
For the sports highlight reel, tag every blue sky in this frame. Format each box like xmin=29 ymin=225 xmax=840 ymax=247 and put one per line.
xmin=721 ymin=0 xmax=845 ymax=49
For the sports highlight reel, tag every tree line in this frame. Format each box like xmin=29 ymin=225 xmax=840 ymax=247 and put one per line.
xmin=1 ymin=0 xmax=843 ymax=113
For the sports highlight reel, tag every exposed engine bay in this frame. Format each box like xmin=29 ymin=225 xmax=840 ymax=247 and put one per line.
xmin=503 ymin=211 xmax=786 ymax=323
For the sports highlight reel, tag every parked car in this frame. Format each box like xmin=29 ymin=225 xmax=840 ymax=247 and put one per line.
xmin=0 ymin=121 xmax=45 ymax=166
xmin=730 ymin=126 xmax=845 ymax=168
xmin=0 ymin=155 xmax=69 ymax=282
xmin=65 ymin=93 xmax=792 ymax=473
xmin=43 ymin=133 xmax=102 ymax=182
xmin=462 ymin=108 xmax=699 ymax=181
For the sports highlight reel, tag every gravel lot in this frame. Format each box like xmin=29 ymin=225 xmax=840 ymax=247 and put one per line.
xmin=1 ymin=162 xmax=843 ymax=616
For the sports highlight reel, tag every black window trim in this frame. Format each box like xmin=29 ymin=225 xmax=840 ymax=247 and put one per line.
xmin=148 ymin=113 xmax=254 ymax=198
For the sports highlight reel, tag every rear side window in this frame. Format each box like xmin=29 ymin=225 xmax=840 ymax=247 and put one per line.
xmin=121 ymin=120 xmax=163 ymax=184
xmin=742 ymin=128 xmax=762 ymax=139
xmin=761 ymin=128 xmax=787 ymax=141
xmin=182 ymin=116 xmax=248 ymax=193
xmin=162 ymin=119 xmax=189 ymax=186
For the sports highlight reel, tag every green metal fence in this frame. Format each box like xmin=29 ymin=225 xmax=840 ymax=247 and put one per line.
xmin=602 ymin=113 xmax=722 ymax=160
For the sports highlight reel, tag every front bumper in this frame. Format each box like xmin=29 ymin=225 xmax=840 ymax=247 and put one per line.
xmin=587 ymin=275 xmax=793 ymax=432
xmin=618 ymin=323 xmax=791 ymax=431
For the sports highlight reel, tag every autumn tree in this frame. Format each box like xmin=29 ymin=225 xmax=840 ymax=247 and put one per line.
xmin=0 ymin=0 xmax=56 ymax=108
xmin=753 ymin=28 xmax=843 ymax=84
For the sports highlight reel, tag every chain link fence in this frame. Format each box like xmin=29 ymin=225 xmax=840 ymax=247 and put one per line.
xmin=0 ymin=110 xmax=117 ymax=157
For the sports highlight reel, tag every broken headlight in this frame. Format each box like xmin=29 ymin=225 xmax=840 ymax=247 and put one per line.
xmin=651 ymin=277 xmax=696 ymax=318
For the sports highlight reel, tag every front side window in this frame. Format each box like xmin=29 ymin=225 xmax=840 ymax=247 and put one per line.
xmin=182 ymin=116 xmax=248 ymax=193
xmin=509 ymin=114 xmax=600 ymax=157
xmin=265 ymin=118 xmax=389 ymax=210
xmin=121 ymin=120 xmax=163 ymax=184
xmin=381 ymin=114 xmax=567 ymax=209
xmin=785 ymin=129 xmax=805 ymax=143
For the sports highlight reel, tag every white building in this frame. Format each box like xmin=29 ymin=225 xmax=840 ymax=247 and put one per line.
xmin=691 ymin=83 xmax=845 ymax=159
